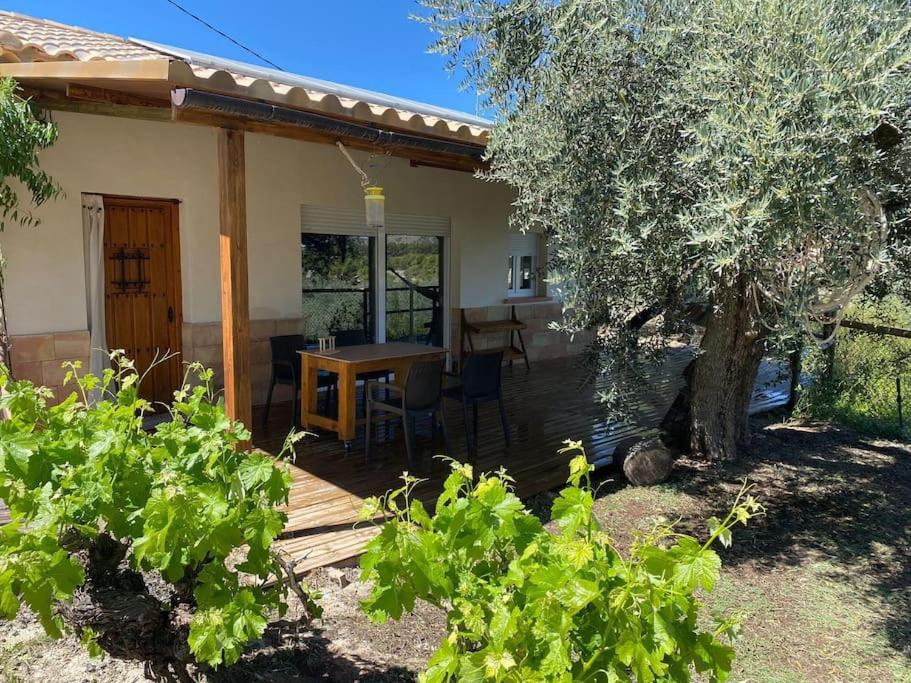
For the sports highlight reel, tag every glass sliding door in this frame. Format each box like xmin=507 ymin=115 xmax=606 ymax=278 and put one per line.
xmin=301 ymin=233 xmax=376 ymax=342
xmin=300 ymin=205 xmax=450 ymax=348
xmin=385 ymin=235 xmax=444 ymax=345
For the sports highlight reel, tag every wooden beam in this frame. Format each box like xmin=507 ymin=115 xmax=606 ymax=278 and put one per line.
xmin=0 ymin=59 xmax=171 ymax=81
xmin=217 ymin=128 xmax=253 ymax=433
xmin=21 ymin=84 xmax=484 ymax=172
xmin=21 ymin=86 xmax=171 ymax=123
xmin=174 ymin=107 xmax=487 ymax=173
xmin=30 ymin=98 xmax=171 ymax=122
xmin=840 ymin=319 xmax=911 ymax=339
xmin=65 ymin=83 xmax=169 ymax=108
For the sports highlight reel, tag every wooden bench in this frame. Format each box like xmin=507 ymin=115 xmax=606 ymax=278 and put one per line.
xmin=461 ymin=305 xmax=530 ymax=370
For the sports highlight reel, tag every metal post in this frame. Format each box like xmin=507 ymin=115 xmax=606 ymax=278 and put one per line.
xmin=409 ymin=288 xmax=415 ymax=341
xmin=786 ymin=342 xmax=803 ymax=413
xmin=362 ymin=288 xmax=369 ymax=341
xmin=822 ymin=322 xmax=836 ymax=381
xmin=897 ymin=376 xmax=904 ymax=432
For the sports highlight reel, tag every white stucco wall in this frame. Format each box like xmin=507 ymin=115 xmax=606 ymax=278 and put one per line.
xmin=0 ymin=110 xmax=516 ymax=336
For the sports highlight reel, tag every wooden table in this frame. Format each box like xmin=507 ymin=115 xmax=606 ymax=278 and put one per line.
xmin=298 ymin=342 xmax=447 ymax=446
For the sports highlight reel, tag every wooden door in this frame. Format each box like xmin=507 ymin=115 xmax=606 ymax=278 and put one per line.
xmin=103 ymin=196 xmax=183 ymax=405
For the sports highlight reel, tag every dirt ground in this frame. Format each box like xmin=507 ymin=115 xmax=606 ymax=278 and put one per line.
xmin=589 ymin=420 xmax=911 ymax=682
xmin=0 ymin=419 xmax=909 ymax=682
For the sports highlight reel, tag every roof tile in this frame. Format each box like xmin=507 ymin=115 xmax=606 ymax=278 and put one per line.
xmin=0 ymin=11 xmax=162 ymax=62
xmin=0 ymin=10 xmax=489 ymax=144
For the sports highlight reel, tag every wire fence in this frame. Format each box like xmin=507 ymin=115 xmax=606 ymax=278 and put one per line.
xmin=301 ymin=285 xmax=439 ymax=343
xmin=802 ymin=319 xmax=911 ymax=440
xmin=386 ymin=285 xmax=438 ymax=343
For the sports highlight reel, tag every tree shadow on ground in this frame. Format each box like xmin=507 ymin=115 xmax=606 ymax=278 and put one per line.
xmin=208 ymin=622 xmax=416 ymax=683
xmin=656 ymin=421 xmax=910 ymax=659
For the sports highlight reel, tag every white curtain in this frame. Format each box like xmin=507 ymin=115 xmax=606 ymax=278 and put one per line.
xmin=82 ymin=194 xmax=110 ymax=390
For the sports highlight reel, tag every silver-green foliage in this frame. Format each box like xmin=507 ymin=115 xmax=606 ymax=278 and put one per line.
xmin=359 ymin=445 xmax=763 ymax=682
xmin=417 ymin=0 xmax=911 ymax=408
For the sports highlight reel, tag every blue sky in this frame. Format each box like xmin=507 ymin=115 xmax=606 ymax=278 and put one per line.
xmin=4 ymin=0 xmax=479 ymax=115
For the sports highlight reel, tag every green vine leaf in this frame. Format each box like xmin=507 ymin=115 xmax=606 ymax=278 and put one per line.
xmin=359 ymin=441 xmax=761 ymax=681
xmin=0 ymin=355 xmax=310 ymax=668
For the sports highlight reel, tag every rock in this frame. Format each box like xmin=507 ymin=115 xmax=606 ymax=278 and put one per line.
xmin=619 ymin=437 xmax=676 ymax=486
xmin=326 ymin=567 xmax=352 ymax=589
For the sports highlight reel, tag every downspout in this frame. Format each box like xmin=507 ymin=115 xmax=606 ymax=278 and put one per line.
xmin=171 ymin=88 xmax=485 ymax=160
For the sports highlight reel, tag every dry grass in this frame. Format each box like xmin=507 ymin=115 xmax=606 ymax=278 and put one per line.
xmin=586 ymin=420 xmax=911 ymax=682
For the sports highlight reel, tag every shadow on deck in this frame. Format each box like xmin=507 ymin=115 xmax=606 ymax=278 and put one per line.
xmin=0 ymin=353 xmax=789 ymax=568
xmin=257 ymin=352 xmax=698 ymax=572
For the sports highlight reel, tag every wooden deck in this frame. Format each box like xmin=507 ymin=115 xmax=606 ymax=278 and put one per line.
xmin=259 ymin=351 xmax=704 ymax=572
xmin=0 ymin=352 xmax=790 ymax=565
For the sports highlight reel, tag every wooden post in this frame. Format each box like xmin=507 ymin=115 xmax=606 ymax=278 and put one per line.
xmin=217 ymin=128 xmax=253 ymax=432
xmin=785 ymin=342 xmax=803 ymax=414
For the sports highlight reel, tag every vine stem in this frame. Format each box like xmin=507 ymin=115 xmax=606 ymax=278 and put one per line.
xmin=701 ymin=480 xmax=753 ymax=552
xmin=273 ymin=552 xmax=318 ymax=623
xmin=0 ymin=243 xmax=12 ymax=384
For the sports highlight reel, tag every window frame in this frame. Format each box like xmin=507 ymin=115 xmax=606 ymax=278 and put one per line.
xmin=301 ymin=205 xmax=451 ymax=355
xmin=506 ymin=232 xmax=540 ymax=298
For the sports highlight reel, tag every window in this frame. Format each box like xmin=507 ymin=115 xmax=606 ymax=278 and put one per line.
xmin=385 ymin=235 xmax=445 ymax=345
xmin=507 ymin=232 xmax=539 ymax=297
xmin=301 ymin=233 xmax=375 ymax=343
xmin=301 ymin=205 xmax=451 ymax=348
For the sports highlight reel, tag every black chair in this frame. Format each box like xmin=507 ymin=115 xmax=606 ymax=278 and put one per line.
xmin=424 ymin=302 xmax=443 ymax=346
xmin=262 ymin=334 xmax=333 ymax=429
xmin=333 ymin=328 xmax=370 ymax=347
xmin=365 ymin=358 xmax=451 ymax=468
xmin=331 ymin=328 xmax=391 ymax=415
xmin=443 ymin=349 xmax=510 ymax=455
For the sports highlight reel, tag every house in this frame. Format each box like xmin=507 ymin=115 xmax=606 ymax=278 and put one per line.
xmin=0 ymin=11 xmax=589 ymax=426
xmin=0 ymin=12 xmax=789 ymax=570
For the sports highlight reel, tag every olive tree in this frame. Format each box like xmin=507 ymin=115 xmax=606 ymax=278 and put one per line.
xmin=418 ymin=0 xmax=911 ymax=458
xmin=0 ymin=77 xmax=60 ymax=372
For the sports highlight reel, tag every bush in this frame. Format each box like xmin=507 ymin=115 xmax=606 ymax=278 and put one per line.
xmin=358 ymin=443 xmax=762 ymax=682
xmin=0 ymin=354 xmax=317 ymax=679
xmin=799 ymin=296 xmax=911 ymax=439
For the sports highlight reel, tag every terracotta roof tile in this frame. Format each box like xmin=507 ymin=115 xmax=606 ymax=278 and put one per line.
xmin=0 ymin=11 xmax=162 ymax=62
xmin=0 ymin=11 xmax=489 ymax=144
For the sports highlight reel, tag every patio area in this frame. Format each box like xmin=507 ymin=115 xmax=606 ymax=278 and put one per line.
xmin=261 ymin=351 xmax=697 ymax=572
xmin=0 ymin=351 xmax=788 ymax=568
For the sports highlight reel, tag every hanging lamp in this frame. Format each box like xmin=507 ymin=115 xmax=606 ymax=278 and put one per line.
xmin=337 ymin=141 xmax=385 ymax=228
xmin=365 ymin=186 xmax=385 ymax=228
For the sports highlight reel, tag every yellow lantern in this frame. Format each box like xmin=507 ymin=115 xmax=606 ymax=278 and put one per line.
xmin=365 ymin=186 xmax=385 ymax=228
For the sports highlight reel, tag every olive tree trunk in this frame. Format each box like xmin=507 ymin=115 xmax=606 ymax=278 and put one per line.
xmin=689 ymin=277 xmax=765 ymax=460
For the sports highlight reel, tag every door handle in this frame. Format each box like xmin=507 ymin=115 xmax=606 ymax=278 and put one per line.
xmin=167 ymin=305 xmax=175 ymax=323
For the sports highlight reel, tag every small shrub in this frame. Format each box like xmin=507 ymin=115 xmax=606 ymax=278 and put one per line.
xmin=0 ymin=354 xmax=318 ymax=679
xmin=799 ymin=296 xmax=911 ymax=439
xmin=358 ymin=443 xmax=762 ymax=682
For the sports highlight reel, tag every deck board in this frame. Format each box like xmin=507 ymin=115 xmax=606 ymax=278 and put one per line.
xmin=0 ymin=354 xmax=789 ymax=564
xmin=260 ymin=352 xmax=791 ymax=574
